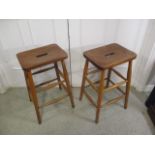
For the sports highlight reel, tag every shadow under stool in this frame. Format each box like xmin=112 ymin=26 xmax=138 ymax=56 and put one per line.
xmin=79 ymin=43 xmax=137 ymax=123
xmin=17 ymin=44 xmax=75 ymax=124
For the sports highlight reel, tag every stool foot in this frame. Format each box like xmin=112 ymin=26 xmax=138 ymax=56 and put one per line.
xmin=35 ymin=108 xmax=42 ymax=124
xmin=124 ymin=104 xmax=128 ymax=109
xmin=95 ymin=119 xmax=99 ymax=124
xmin=38 ymin=119 xmax=42 ymax=124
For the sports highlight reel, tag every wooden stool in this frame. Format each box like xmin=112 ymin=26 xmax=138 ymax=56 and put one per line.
xmin=79 ymin=43 xmax=137 ymax=123
xmin=17 ymin=44 xmax=75 ymax=124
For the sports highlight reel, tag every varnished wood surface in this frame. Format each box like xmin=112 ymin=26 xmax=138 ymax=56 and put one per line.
xmin=84 ymin=43 xmax=137 ymax=69
xmin=17 ymin=44 xmax=68 ymax=70
xmin=80 ymin=43 xmax=137 ymax=123
xmin=17 ymin=44 xmax=74 ymax=124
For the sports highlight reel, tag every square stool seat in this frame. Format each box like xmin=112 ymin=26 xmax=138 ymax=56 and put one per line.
xmin=17 ymin=44 xmax=68 ymax=70
xmin=84 ymin=43 xmax=137 ymax=69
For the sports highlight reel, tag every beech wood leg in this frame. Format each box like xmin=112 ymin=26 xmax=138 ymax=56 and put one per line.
xmin=61 ymin=60 xmax=75 ymax=108
xmin=124 ymin=61 xmax=132 ymax=109
xmin=54 ymin=62 xmax=62 ymax=90
xmin=24 ymin=70 xmax=32 ymax=102
xmin=106 ymin=69 xmax=112 ymax=88
xmin=27 ymin=70 xmax=42 ymax=124
xmin=79 ymin=60 xmax=89 ymax=100
xmin=95 ymin=70 xmax=105 ymax=123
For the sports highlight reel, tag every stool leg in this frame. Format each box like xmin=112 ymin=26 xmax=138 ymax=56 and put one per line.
xmin=24 ymin=71 xmax=32 ymax=102
xmin=79 ymin=60 xmax=89 ymax=100
xmin=106 ymin=68 xmax=112 ymax=88
xmin=54 ymin=62 xmax=62 ymax=90
xmin=96 ymin=70 xmax=105 ymax=123
xmin=61 ymin=60 xmax=75 ymax=108
xmin=124 ymin=61 xmax=132 ymax=109
xmin=27 ymin=70 xmax=42 ymax=124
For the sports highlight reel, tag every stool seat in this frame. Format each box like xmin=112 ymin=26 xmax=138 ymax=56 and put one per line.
xmin=84 ymin=43 xmax=137 ymax=69
xmin=17 ymin=44 xmax=68 ymax=70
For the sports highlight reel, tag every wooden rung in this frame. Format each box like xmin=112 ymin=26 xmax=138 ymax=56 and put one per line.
xmin=58 ymin=68 xmax=64 ymax=79
xmin=109 ymin=79 xmax=125 ymax=95
xmin=83 ymin=90 xmax=97 ymax=107
xmin=104 ymin=95 xmax=125 ymax=106
xmin=92 ymin=78 xmax=108 ymax=84
xmin=36 ymin=80 xmax=65 ymax=92
xmin=85 ymin=78 xmax=108 ymax=88
xmin=104 ymin=80 xmax=127 ymax=92
xmin=32 ymin=66 xmax=55 ymax=75
xmin=35 ymin=78 xmax=57 ymax=88
xmin=88 ymin=69 xmax=99 ymax=75
xmin=85 ymin=77 xmax=98 ymax=92
xmin=111 ymin=68 xmax=127 ymax=81
xmin=39 ymin=94 xmax=68 ymax=108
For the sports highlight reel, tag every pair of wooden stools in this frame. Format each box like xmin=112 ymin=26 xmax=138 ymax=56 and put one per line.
xmin=17 ymin=43 xmax=137 ymax=124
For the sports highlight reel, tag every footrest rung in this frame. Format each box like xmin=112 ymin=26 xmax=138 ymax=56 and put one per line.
xmin=36 ymin=80 xmax=65 ymax=92
xmin=104 ymin=95 xmax=125 ymax=106
xmin=85 ymin=77 xmax=98 ymax=92
xmin=104 ymin=80 xmax=127 ymax=92
xmin=109 ymin=79 xmax=125 ymax=95
xmin=35 ymin=78 xmax=57 ymax=88
xmin=88 ymin=69 xmax=99 ymax=75
xmin=32 ymin=66 xmax=55 ymax=75
xmin=39 ymin=94 xmax=68 ymax=108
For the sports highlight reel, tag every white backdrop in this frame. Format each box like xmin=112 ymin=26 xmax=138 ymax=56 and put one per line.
xmin=0 ymin=19 xmax=154 ymax=93
xmin=69 ymin=19 xmax=149 ymax=87
xmin=0 ymin=19 xmax=70 ymax=91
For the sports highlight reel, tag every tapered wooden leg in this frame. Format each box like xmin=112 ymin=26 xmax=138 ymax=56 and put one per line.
xmin=79 ymin=60 xmax=89 ymax=100
xmin=96 ymin=70 xmax=105 ymax=123
xmin=24 ymin=70 xmax=32 ymax=101
xmin=54 ymin=62 xmax=62 ymax=90
xmin=124 ymin=61 xmax=132 ymax=109
xmin=106 ymin=68 xmax=112 ymax=88
xmin=61 ymin=60 xmax=75 ymax=108
xmin=27 ymin=70 xmax=42 ymax=124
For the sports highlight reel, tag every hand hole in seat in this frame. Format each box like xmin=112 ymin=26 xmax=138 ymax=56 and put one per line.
xmin=105 ymin=52 xmax=115 ymax=57
xmin=36 ymin=53 xmax=48 ymax=58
